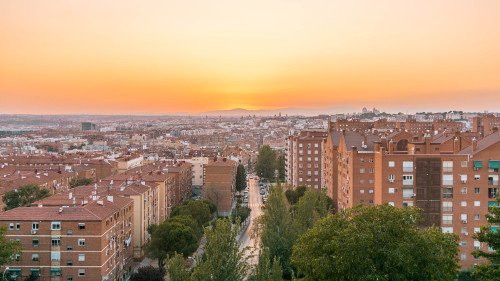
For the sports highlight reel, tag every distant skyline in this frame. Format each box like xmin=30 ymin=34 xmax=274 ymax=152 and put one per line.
xmin=1 ymin=1 xmax=500 ymax=114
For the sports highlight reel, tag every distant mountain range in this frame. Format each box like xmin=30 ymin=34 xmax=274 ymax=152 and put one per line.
xmin=179 ymin=106 xmax=359 ymax=117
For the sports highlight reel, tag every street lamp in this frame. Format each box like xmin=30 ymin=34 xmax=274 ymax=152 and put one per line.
xmin=2 ymin=267 xmax=9 ymax=281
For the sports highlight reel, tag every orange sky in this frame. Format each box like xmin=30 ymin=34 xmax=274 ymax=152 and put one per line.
xmin=1 ymin=0 xmax=500 ymax=114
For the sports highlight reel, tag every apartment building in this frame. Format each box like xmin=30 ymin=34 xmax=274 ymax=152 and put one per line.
xmin=0 ymin=196 xmax=134 ymax=281
xmin=203 ymin=158 xmax=237 ymax=216
xmin=285 ymin=130 xmax=327 ymax=190
xmin=473 ymin=114 xmax=500 ymax=137
xmin=373 ymin=132 xmax=500 ymax=269
xmin=34 ymin=181 xmax=159 ymax=259
xmin=184 ymin=157 xmax=209 ymax=195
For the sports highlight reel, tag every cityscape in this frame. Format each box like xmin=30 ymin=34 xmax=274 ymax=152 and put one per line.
xmin=1 ymin=1 xmax=500 ymax=281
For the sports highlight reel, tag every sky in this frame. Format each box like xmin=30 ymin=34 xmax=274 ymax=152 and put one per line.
xmin=1 ymin=0 xmax=500 ymax=114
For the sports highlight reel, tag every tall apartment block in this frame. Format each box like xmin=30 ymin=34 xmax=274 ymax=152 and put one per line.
xmin=285 ymin=130 xmax=327 ymax=191
xmin=0 ymin=196 xmax=134 ymax=281
xmin=203 ymin=157 xmax=237 ymax=216
xmin=473 ymin=114 xmax=500 ymax=137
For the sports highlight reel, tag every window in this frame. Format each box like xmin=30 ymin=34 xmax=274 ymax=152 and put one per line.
xmin=360 ymin=189 xmax=365 ymax=194
xmin=32 ymin=254 xmax=39 ymax=261
xmin=298 ymin=143 xmax=303 ymax=148
xmin=474 ymin=175 xmax=480 ymax=181
xmin=442 ymin=175 xmax=453 ymax=186
xmin=461 ymin=161 xmax=467 ymax=167
xmin=51 ymin=222 xmax=61 ymax=230
xmin=51 ymin=252 xmax=61 ymax=261
xmin=474 ymin=201 xmax=480 ymax=207
xmin=299 ymin=178 xmax=302 ymax=182
xmin=442 ymin=227 xmax=453 ymax=233
xmin=388 ymin=188 xmax=395 ymax=194
xmin=442 ymin=215 xmax=453 ymax=225
xmin=360 ymin=168 xmax=365 ymax=173
xmin=475 ymin=187 xmax=480 ymax=194
xmin=78 ymin=254 xmax=85 ymax=262
xmin=461 ymin=227 xmax=467 ymax=234
xmin=474 ymin=241 xmax=481 ymax=250
xmin=461 ymin=214 xmax=467 ymax=222
xmin=443 ymin=201 xmax=453 ymax=212
xmin=388 ymin=174 xmax=395 ymax=182
xmin=314 ymin=143 xmax=318 ymax=148
xmin=67 ymin=245 xmax=72 ymax=251
xmin=78 ymin=239 xmax=85 ymax=246
xmin=369 ymin=199 xmax=374 ymax=204
xmin=403 ymin=201 xmax=413 ymax=208
xmin=32 ymin=239 xmax=39 ymax=247
xmin=369 ymin=189 xmax=374 ymax=194
xmin=51 ymin=269 xmax=61 ymax=277
xmin=474 ymin=227 xmax=480 ymax=233
xmin=67 ymin=276 xmax=73 ymax=281
xmin=403 ymin=161 xmax=413 ymax=172
xmin=442 ymin=161 xmax=453 ymax=173
xmin=461 ymin=187 xmax=467 ymax=194
xmin=78 ymin=269 xmax=85 ymax=277
xmin=67 ymin=260 xmax=73 ymax=266
xmin=489 ymin=175 xmax=499 ymax=185
xmin=403 ymin=175 xmax=413 ymax=185
xmin=388 ymin=202 xmax=395 ymax=206
xmin=461 ymin=254 xmax=467 ymax=260
xmin=307 ymin=157 xmax=311 ymax=162
xmin=67 ymin=230 xmax=73 ymax=235
xmin=388 ymin=161 xmax=395 ymax=167
xmin=9 ymin=223 xmax=13 ymax=231
xmin=461 ymin=201 xmax=467 ymax=207
xmin=460 ymin=241 xmax=467 ymax=247
xmin=369 ymin=158 xmax=374 ymax=163
xmin=51 ymin=239 xmax=61 ymax=246
xmin=369 ymin=168 xmax=374 ymax=173
xmin=360 ymin=158 xmax=365 ymax=163
xmin=403 ymin=189 xmax=413 ymax=198
xmin=461 ymin=175 xmax=467 ymax=184
xmin=474 ymin=214 xmax=481 ymax=220
xmin=32 ymin=223 xmax=39 ymax=230
xmin=443 ymin=187 xmax=453 ymax=198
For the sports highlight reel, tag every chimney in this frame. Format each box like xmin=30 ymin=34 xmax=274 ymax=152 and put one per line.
xmin=388 ymin=139 xmax=394 ymax=154
xmin=472 ymin=137 xmax=477 ymax=152
xmin=424 ymin=132 xmax=431 ymax=154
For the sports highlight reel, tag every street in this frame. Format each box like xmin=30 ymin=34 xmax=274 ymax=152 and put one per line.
xmin=238 ymin=177 xmax=264 ymax=265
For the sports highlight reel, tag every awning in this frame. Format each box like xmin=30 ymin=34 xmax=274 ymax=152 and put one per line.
xmin=489 ymin=201 xmax=499 ymax=208
xmin=491 ymin=227 xmax=499 ymax=233
xmin=8 ymin=269 xmax=21 ymax=272
xmin=402 ymin=186 xmax=414 ymax=189
xmin=30 ymin=269 xmax=40 ymax=272
xmin=489 ymin=161 xmax=499 ymax=169
xmin=50 ymin=268 xmax=61 ymax=272
xmin=474 ymin=161 xmax=482 ymax=169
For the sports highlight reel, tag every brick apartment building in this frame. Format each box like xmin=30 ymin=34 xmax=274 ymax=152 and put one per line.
xmin=33 ymin=181 xmax=159 ymax=259
xmin=285 ymin=130 xmax=328 ymax=190
xmin=473 ymin=114 xmax=500 ymax=137
xmin=203 ymin=158 xmax=237 ymax=216
xmin=0 ymin=196 xmax=134 ymax=281
xmin=373 ymin=132 xmax=500 ymax=269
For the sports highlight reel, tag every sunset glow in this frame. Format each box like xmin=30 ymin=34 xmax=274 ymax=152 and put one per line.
xmin=1 ymin=0 xmax=500 ymax=114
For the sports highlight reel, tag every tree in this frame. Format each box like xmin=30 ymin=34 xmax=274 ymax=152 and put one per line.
xmin=201 ymin=200 xmax=217 ymax=214
xmin=69 ymin=177 xmax=94 ymax=189
xmin=23 ymin=272 xmax=40 ymax=281
xmin=252 ymin=247 xmax=283 ymax=281
xmin=291 ymin=204 xmax=460 ymax=281
xmin=191 ymin=218 xmax=251 ymax=281
xmin=256 ymin=182 xmax=296 ymax=278
xmin=130 ymin=266 xmax=164 ymax=281
xmin=148 ymin=221 xmax=198 ymax=268
xmin=276 ymin=154 xmax=285 ymax=182
xmin=0 ymin=226 xmax=22 ymax=268
xmin=472 ymin=198 xmax=500 ymax=280
xmin=169 ymin=215 xmax=203 ymax=239
xmin=255 ymin=145 xmax=276 ymax=181
xmin=236 ymin=164 xmax=247 ymax=192
xmin=233 ymin=206 xmax=251 ymax=224
xmin=167 ymin=252 xmax=191 ymax=281
xmin=284 ymin=186 xmax=307 ymax=205
xmin=3 ymin=184 xmax=51 ymax=211
xmin=171 ymin=201 xmax=213 ymax=227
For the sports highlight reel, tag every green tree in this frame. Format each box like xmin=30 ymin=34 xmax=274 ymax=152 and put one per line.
xmin=169 ymin=215 xmax=203 ymax=239
xmin=472 ymin=198 xmax=500 ymax=280
xmin=253 ymin=248 xmax=283 ymax=281
xmin=284 ymin=186 xmax=307 ymax=205
xmin=201 ymin=200 xmax=217 ymax=214
xmin=149 ymin=221 xmax=198 ymax=268
xmin=291 ymin=204 xmax=460 ymax=281
xmin=276 ymin=154 xmax=286 ymax=182
xmin=23 ymin=272 xmax=40 ymax=281
xmin=255 ymin=145 xmax=276 ymax=181
xmin=130 ymin=266 xmax=164 ymax=281
xmin=171 ymin=200 xmax=212 ymax=227
xmin=3 ymin=184 xmax=51 ymax=211
xmin=256 ymin=182 xmax=295 ymax=278
xmin=167 ymin=252 xmax=191 ymax=281
xmin=236 ymin=164 xmax=247 ymax=192
xmin=69 ymin=177 xmax=94 ymax=189
xmin=233 ymin=206 xmax=251 ymax=224
xmin=0 ymin=226 xmax=22 ymax=267
xmin=191 ymin=218 xmax=251 ymax=281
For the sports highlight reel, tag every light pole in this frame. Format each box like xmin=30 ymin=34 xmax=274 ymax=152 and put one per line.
xmin=2 ymin=267 xmax=9 ymax=281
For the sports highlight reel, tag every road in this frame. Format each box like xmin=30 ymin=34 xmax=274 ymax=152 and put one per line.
xmin=239 ymin=178 xmax=264 ymax=265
